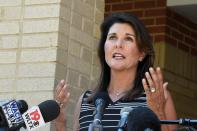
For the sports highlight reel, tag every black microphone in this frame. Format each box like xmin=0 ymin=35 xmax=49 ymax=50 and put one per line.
xmin=118 ymin=107 xmax=133 ymax=131
xmin=88 ymin=92 xmax=110 ymax=131
xmin=0 ymin=100 xmax=28 ymax=130
xmin=93 ymin=92 xmax=110 ymax=125
xmin=126 ymin=106 xmax=161 ymax=131
xmin=1 ymin=100 xmax=60 ymax=131
xmin=21 ymin=100 xmax=60 ymax=131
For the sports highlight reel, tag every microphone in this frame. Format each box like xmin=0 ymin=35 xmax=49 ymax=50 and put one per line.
xmin=93 ymin=92 xmax=110 ymax=125
xmin=88 ymin=92 xmax=110 ymax=131
xmin=118 ymin=107 xmax=133 ymax=131
xmin=161 ymin=119 xmax=197 ymax=126
xmin=1 ymin=100 xmax=60 ymax=131
xmin=0 ymin=100 xmax=28 ymax=130
xmin=126 ymin=106 xmax=161 ymax=131
xmin=22 ymin=100 xmax=60 ymax=131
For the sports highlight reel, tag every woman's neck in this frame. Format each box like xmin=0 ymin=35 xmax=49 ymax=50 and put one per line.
xmin=108 ymin=69 xmax=136 ymax=94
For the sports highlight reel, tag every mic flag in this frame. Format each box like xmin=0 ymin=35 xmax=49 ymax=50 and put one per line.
xmin=0 ymin=100 xmax=28 ymax=129
xmin=22 ymin=100 xmax=60 ymax=131
xmin=22 ymin=106 xmax=45 ymax=130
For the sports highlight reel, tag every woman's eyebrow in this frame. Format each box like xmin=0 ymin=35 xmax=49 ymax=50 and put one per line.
xmin=107 ymin=33 xmax=116 ymax=36
xmin=126 ymin=33 xmax=135 ymax=37
xmin=107 ymin=33 xmax=136 ymax=37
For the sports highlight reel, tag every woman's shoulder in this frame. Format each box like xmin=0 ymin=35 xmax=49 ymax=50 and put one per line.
xmin=79 ymin=90 xmax=93 ymax=104
xmin=82 ymin=90 xmax=92 ymax=98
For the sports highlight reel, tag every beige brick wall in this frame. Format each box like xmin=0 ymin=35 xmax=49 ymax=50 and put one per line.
xmin=0 ymin=0 xmax=104 ymax=130
xmin=54 ymin=0 xmax=104 ymax=130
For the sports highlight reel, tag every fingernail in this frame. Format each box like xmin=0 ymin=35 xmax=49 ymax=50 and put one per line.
xmin=145 ymin=72 xmax=149 ymax=75
xmin=67 ymin=92 xmax=70 ymax=97
xmin=157 ymin=67 xmax=160 ymax=71
xmin=163 ymin=82 xmax=168 ymax=88
xmin=61 ymin=80 xmax=64 ymax=83
xmin=165 ymin=82 xmax=168 ymax=86
xmin=149 ymin=67 xmax=154 ymax=72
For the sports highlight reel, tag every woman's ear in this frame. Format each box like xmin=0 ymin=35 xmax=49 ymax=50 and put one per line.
xmin=139 ymin=52 xmax=146 ymax=62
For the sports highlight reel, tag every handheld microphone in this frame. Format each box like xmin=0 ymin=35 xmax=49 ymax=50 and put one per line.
xmin=88 ymin=92 xmax=110 ymax=131
xmin=22 ymin=100 xmax=60 ymax=131
xmin=0 ymin=100 xmax=28 ymax=130
xmin=126 ymin=106 xmax=161 ymax=131
xmin=118 ymin=107 xmax=133 ymax=131
xmin=1 ymin=100 xmax=60 ymax=131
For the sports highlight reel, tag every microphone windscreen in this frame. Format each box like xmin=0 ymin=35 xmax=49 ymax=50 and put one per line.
xmin=38 ymin=100 xmax=60 ymax=122
xmin=127 ymin=106 xmax=161 ymax=131
xmin=93 ymin=92 xmax=110 ymax=107
xmin=120 ymin=107 xmax=133 ymax=115
xmin=16 ymin=100 xmax=28 ymax=114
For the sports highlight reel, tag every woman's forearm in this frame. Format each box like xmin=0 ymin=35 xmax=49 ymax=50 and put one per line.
xmin=55 ymin=120 xmax=66 ymax=131
xmin=55 ymin=108 xmax=67 ymax=131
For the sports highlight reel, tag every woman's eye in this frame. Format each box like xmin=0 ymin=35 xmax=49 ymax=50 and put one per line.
xmin=125 ymin=37 xmax=133 ymax=42
xmin=108 ymin=36 xmax=117 ymax=40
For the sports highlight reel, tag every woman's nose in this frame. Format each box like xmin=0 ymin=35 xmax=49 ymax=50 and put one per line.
xmin=115 ymin=39 xmax=123 ymax=48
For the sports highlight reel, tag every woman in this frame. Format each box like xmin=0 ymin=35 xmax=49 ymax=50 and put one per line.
xmin=54 ymin=12 xmax=177 ymax=131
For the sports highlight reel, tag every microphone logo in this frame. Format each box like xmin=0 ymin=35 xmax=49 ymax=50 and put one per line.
xmin=22 ymin=106 xmax=45 ymax=130
xmin=1 ymin=100 xmax=23 ymax=128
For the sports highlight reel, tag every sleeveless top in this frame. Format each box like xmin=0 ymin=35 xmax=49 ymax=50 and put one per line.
xmin=79 ymin=90 xmax=148 ymax=131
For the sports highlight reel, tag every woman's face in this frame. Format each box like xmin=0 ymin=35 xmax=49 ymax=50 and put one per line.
xmin=104 ymin=23 xmax=144 ymax=71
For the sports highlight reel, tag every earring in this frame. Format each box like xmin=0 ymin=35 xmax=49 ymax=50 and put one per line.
xmin=139 ymin=57 xmax=143 ymax=62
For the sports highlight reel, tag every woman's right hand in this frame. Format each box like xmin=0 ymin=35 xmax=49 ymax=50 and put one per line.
xmin=54 ymin=80 xmax=70 ymax=130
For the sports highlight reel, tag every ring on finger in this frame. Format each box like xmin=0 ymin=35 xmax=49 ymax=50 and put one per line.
xmin=55 ymin=100 xmax=64 ymax=108
xmin=150 ymin=87 xmax=156 ymax=93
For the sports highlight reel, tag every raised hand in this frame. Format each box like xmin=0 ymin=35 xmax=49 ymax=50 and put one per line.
xmin=142 ymin=67 xmax=168 ymax=119
xmin=54 ymin=80 xmax=70 ymax=131
xmin=55 ymin=80 xmax=70 ymax=108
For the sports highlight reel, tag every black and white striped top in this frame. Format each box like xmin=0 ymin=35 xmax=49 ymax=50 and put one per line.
xmin=79 ymin=90 xmax=147 ymax=131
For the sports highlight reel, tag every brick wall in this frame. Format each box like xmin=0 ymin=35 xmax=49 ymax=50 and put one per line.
xmin=55 ymin=0 xmax=104 ymax=130
xmin=0 ymin=0 xmax=60 ymax=130
xmin=166 ymin=8 xmax=197 ymax=57
xmin=105 ymin=0 xmax=167 ymax=43
xmin=105 ymin=0 xmax=197 ymax=118
xmin=0 ymin=0 xmax=104 ymax=131
xmin=164 ymin=8 xmax=197 ymax=118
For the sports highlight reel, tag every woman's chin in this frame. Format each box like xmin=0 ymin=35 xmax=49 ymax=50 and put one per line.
xmin=110 ymin=65 xmax=126 ymax=71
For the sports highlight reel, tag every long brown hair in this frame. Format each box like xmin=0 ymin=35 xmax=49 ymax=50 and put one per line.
xmin=88 ymin=12 xmax=155 ymax=102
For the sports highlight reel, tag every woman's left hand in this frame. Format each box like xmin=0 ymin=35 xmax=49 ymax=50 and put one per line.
xmin=142 ymin=67 xmax=168 ymax=119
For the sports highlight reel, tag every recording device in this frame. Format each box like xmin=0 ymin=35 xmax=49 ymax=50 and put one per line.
xmin=126 ymin=106 xmax=161 ymax=131
xmin=1 ymin=100 xmax=60 ymax=131
xmin=88 ymin=92 xmax=110 ymax=131
xmin=0 ymin=100 xmax=28 ymax=130
xmin=118 ymin=107 xmax=133 ymax=131
xmin=22 ymin=100 xmax=60 ymax=131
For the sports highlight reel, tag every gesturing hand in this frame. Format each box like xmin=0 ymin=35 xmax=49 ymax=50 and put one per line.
xmin=54 ymin=79 xmax=70 ymax=108
xmin=142 ymin=67 xmax=168 ymax=119
xmin=54 ymin=80 xmax=70 ymax=131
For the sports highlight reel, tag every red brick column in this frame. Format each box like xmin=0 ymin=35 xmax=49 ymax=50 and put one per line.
xmin=105 ymin=0 xmax=197 ymax=56
xmin=105 ymin=0 xmax=167 ymax=43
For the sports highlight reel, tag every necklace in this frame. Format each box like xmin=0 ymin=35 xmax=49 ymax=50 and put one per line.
xmin=108 ymin=83 xmax=134 ymax=100
xmin=109 ymin=88 xmax=128 ymax=98
xmin=114 ymin=90 xmax=126 ymax=97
